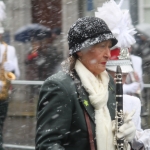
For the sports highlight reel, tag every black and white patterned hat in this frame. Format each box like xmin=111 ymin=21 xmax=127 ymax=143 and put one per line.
xmin=68 ymin=17 xmax=118 ymax=55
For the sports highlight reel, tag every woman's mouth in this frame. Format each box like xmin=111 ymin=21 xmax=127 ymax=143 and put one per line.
xmin=101 ymin=62 xmax=106 ymax=65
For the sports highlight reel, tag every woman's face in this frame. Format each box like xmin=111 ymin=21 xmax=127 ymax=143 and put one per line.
xmin=107 ymin=70 xmax=128 ymax=84
xmin=77 ymin=40 xmax=112 ymax=76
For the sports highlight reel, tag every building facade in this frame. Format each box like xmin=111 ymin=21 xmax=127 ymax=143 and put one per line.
xmin=138 ymin=0 xmax=150 ymax=23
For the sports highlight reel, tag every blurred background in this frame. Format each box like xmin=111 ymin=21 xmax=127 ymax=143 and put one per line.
xmin=0 ymin=0 xmax=150 ymax=149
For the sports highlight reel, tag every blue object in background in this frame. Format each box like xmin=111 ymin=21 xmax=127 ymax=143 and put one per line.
xmin=87 ymin=0 xmax=93 ymax=11
xmin=14 ymin=24 xmax=51 ymax=43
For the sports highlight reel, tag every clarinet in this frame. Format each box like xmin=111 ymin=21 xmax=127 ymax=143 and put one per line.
xmin=114 ymin=66 xmax=124 ymax=150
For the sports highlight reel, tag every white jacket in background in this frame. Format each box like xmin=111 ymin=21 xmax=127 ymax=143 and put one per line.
xmin=0 ymin=43 xmax=20 ymax=78
xmin=123 ymin=94 xmax=141 ymax=130
xmin=123 ymin=55 xmax=143 ymax=94
xmin=123 ymin=94 xmax=150 ymax=149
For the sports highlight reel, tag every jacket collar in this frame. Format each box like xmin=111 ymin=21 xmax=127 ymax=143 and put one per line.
xmin=108 ymin=73 xmax=116 ymax=93
xmin=71 ymin=70 xmax=95 ymax=123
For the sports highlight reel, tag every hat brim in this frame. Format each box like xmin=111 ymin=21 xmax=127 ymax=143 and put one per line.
xmin=106 ymin=65 xmax=133 ymax=73
xmin=70 ymin=33 xmax=118 ymax=55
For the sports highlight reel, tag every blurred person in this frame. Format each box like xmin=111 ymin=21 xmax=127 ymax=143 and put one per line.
xmin=95 ymin=0 xmax=150 ymax=149
xmin=25 ymin=27 xmax=63 ymax=81
xmin=94 ymin=0 xmax=143 ymax=97
xmin=25 ymin=29 xmax=63 ymax=101
xmin=0 ymin=2 xmax=20 ymax=150
xmin=125 ymin=43 xmax=145 ymax=120
xmin=0 ymin=23 xmax=20 ymax=150
xmin=106 ymin=50 xmax=150 ymax=150
xmin=95 ymin=0 xmax=143 ymax=96
xmin=36 ymin=16 xmax=136 ymax=150
xmin=107 ymin=67 xmax=150 ymax=150
xmin=123 ymin=46 xmax=144 ymax=97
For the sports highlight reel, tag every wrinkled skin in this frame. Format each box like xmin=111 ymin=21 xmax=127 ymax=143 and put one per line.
xmin=77 ymin=40 xmax=112 ymax=76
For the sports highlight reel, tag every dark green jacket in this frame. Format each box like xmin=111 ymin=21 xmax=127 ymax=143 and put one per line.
xmin=35 ymin=71 xmax=116 ymax=150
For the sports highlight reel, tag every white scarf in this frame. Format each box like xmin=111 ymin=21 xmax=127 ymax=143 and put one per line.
xmin=75 ymin=60 xmax=115 ymax=150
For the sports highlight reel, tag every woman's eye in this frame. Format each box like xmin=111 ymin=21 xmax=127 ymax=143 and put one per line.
xmin=109 ymin=45 xmax=112 ymax=48
xmin=100 ymin=44 xmax=105 ymax=47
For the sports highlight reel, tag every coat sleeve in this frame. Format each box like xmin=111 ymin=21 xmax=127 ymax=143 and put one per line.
xmin=131 ymin=55 xmax=144 ymax=90
xmin=123 ymin=95 xmax=142 ymax=130
xmin=132 ymin=129 xmax=150 ymax=149
xmin=35 ymin=78 xmax=73 ymax=150
xmin=132 ymin=97 xmax=142 ymax=130
xmin=138 ymin=57 xmax=144 ymax=90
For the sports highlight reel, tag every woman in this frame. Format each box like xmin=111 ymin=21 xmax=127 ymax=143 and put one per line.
xmin=35 ymin=17 xmax=135 ymax=150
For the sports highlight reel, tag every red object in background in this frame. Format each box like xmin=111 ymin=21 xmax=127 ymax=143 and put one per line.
xmin=110 ymin=48 xmax=120 ymax=60
xmin=27 ymin=52 xmax=38 ymax=60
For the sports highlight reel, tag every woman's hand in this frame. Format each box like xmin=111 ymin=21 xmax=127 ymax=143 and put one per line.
xmin=117 ymin=110 xmax=136 ymax=142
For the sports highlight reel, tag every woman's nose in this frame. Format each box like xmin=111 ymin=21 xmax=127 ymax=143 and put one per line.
xmin=105 ymin=47 xmax=111 ymax=58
